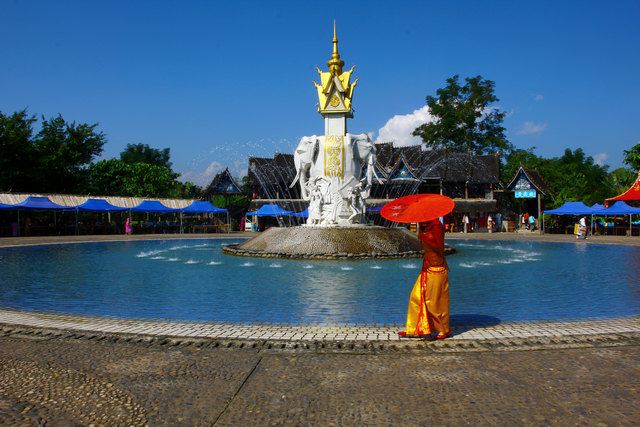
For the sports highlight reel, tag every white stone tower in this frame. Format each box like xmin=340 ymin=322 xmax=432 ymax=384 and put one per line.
xmin=290 ymin=22 xmax=376 ymax=226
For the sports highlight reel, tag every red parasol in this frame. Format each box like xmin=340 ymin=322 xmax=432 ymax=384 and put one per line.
xmin=381 ymin=194 xmax=455 ymax=224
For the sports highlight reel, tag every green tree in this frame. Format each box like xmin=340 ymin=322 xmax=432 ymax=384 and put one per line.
xmin=501 ymin=147 xmax=546 ymax=183
xmin=177 ymin=181 xmax=202 ymax=198
xmin=211 ymin=194 xmax=250 ymax=225
xmin=34 ymin=115 xmax=106 ymax=193
xmin=413 ymin=75 xmax=512 ymax=156
xmin=609 ymin=167 xmax=636 ymax=196
xmin=0 ymin=110 xmax=37 ymax=191
xmin=503 ymin=148 xmax=613 ymax=208
xmin=120 ymin=143 xmax=172 ymax=169
xmin=623 ymin=143 xmax=640 ymax=172
xmin=0 ymin=111 xmax=105 ymax=193
xmin=86 ymin=159 xmax=131 ymax=196
xmin=549 ymin=148 xmax=610 ymax=206
xmin=87 ymin=159 xmax=181 ymax=198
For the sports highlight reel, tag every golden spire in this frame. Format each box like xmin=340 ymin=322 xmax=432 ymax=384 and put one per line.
xmin=314 ymin=20 xmax=357 ymax=116
xmin=327 ymin=20 xmax=344 ymax=75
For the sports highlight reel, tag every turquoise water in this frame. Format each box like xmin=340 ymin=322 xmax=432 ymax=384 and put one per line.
xmin=0 ymin=238 xmax=638 ymax=325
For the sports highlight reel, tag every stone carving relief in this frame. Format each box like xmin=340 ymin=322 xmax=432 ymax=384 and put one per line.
xmin=292 ymin=133 xmax=377 ymax=226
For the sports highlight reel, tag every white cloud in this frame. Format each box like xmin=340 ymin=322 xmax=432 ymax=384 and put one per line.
xmin=517 ymin=121 xmax=547 ymax=135
xmin=202 ymin=161 xmax=224 ymax=178
xmin=231 ymin=159 xmax=247 ymax=179
xmin=180 ymin=161 xmax=224 ymax=186
xmin=593 ymin=152 xmax=608 ymax=166
xmin=374 ymin=105 xmax=434 ymax=147
xmin=532 ymin=94 xmax=544 ymax=101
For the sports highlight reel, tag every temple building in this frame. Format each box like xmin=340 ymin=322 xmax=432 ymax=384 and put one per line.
xmin=246 ymin=144 xmax=500 ymax=215
xmin=370 ymin=143 xmax=500 ymax=201
xmin=202 ymin=168 xmax=243 ymax=199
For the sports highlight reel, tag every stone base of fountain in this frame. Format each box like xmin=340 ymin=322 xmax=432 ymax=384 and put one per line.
xmin=223 ymin=225 xmax=455 ymax=260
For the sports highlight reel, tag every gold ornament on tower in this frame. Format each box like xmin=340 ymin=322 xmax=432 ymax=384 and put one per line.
xmin=324 ymin=135 xmax=345 ymax=178
xmin=314 ymin=21 xmax=358 ymax=117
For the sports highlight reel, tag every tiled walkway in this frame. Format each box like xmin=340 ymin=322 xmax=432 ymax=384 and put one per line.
xmin=0 ymin=309 xmax=637 ymax=341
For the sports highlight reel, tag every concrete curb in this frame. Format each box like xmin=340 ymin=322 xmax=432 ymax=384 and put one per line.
xmin=0 ymin=309 xmax=638 ymax=346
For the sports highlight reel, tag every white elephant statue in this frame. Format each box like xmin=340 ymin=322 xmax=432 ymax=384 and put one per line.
xmin=290 ymin=135 xmax=320 ymax=199
xmin=350 ymin=133 xmax=379 ymax=198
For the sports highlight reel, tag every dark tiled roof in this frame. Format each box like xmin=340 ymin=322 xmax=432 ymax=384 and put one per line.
xmin=247 ymin=153 xmax=300 ymax=199
xmin=375 ymin=143 xmax=500 ymax=184
xmin=203 ymin=168 xmax=243 ymax=197
xmin=521 ymin=167 xmax=547 ymax=194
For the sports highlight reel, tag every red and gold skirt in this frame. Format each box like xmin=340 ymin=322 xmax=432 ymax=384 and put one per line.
xmin=405 ymin=266 xmax=450 ymax=336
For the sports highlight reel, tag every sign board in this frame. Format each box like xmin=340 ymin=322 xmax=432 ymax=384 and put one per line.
xmin=513 ymin=175 xmax=537 ymax=198
xmin=515 ymin=190 xmax=537 ymax=198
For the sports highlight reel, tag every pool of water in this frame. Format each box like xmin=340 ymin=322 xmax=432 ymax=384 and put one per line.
xmin=0 ymin=238 xmax=638 ymax=325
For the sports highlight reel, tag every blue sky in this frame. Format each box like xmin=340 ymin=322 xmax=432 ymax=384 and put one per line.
xmin=2 ymin=0 xmax=639 ymax=185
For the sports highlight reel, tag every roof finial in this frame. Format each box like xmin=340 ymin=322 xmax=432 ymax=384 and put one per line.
xmin=327 ymin=19 xmax=344 ymax=74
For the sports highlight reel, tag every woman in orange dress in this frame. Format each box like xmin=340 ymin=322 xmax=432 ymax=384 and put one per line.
xmin=399 ymin=219 xmax=450 ymax=339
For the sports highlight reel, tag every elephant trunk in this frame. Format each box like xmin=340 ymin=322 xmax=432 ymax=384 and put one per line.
xmin=289 ymin=168 xmax=301 ymax=189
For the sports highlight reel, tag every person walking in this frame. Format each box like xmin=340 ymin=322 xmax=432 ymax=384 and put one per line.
xmin=380 ymin=194 xmax=455 ymax=340
xmin=577 ymin=216 xmax=588 ymax=239
xmin=487 ymin=215 xmax=495 ymax=233
xmin=462 ymin=214 xmax=469 ymax=233
xmin=124 ymin=217 xmax=133 ymax=235
xmin=399 ymin=219 xmax=450 ymax=339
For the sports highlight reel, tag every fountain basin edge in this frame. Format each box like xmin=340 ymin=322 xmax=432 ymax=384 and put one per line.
xmin=222 ymin=226 xmax=455 ymax=260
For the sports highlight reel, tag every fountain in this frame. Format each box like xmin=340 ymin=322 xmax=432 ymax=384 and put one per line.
xmin=224 ymin=23 xmax=437 ymax=259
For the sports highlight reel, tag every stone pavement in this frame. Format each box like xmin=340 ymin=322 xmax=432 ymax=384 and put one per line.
xmin=1 ymin=309 xmax=639 ymax=342
xmin=0 ymin=329 xmax=638 ymax=425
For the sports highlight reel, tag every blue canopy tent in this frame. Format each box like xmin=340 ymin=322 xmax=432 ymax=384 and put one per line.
xmin=591 ymin=201 xmax=640 ymax=215
xmin=181 ymin=200 xmax=227 ymax=214
xmin=12 ymin=196 xmax=68 ymax=210
xmin=76 ymin=198 xmax=128 ymax=212
xmin=245 ymin=204 xmax=294 ymax=217
xmin=71 ymin=198 xmax=128 ymax=235
xmin=288 ymin=208 xmax=308 ymax=225
xmin=543 ymin=201 xmax=594 ymax=216
xmin=367 ymin=205 xmax=382 ymax=213
xmin=180 ymin=200 xmax=229 ymax=234
xmin=130 ymin=200 xmax=180 ymax=234
xmin=591 ymin=201 xmax=640 ymax=236
xmin=0 ymin=203 xmax=14 ymax=210
xmin=131 ymin=200 xmax=179 ymax=213
xmin=245 ymin=204 xmax=295 ymax=228
xmin=543 ymin=201 xmax=595 ymax=235
xmin=290 ymin=208 xmax=308 ymax=218
xmin=9 ymin=196 xmax=69 ymax=237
